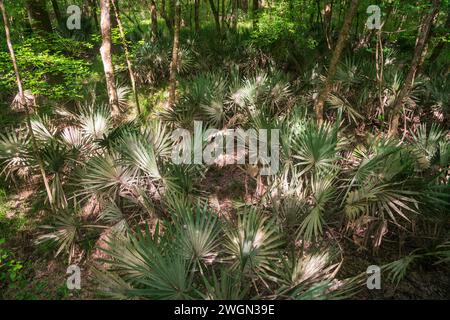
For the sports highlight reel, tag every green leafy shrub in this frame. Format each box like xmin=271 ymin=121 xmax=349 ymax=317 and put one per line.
xmin=0 ymin=36 xmax=91 ymax=101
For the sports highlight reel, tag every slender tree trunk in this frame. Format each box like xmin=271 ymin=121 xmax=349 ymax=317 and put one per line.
xmin=323 ymin=1 xmax=333 ymax=49
xmin=100 ymin=0 xmax=121 ymax=118
xmin=111 ymin=0 xmax=140 ymax=115
xmin=188 ymin=0 xmax=192 ymax=29
xmin=314 ymin=0 xmax=360 ymax=123
xmin=194 ymin=0 xmax=200 ymax=32
xmin=252 ymin=0 xmax=258 ymax=28
xmin=231 ymin=0 xmax=237 ymax=30
xmin=0 ymin=0 xmax=54 ymax=208
xmin=90 ymin=0 xmax=100 ymax=30
xmin=50 ymin=0 xmax=63 ymax=26
xmin=169 ymin=0 xmax=175 ymax=28
xmin=168 ymin=0 xmax=181 ymax=109
xmin=388 ymin=0 xmax=441 ymax=137
xmin=161 ymin=0 xmax=174 ymax=33
xmin=242 ymin=0 xmax=248 ymax=12
xmin=221 ymin=0 xmax=225 ymax=29
xmin=150 ymin=0 xmax=158 ymax=41
xmin=208 ymin=0 xmax=221 ymax=33
xmin=429 ymin=8 xmax=450 ymax=62
xmin=26 ymin=0 xmax=53 ymax=33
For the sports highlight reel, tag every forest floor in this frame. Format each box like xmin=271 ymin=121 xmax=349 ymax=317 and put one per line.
xmin=1 ymin=166 xmax=449 ymax=300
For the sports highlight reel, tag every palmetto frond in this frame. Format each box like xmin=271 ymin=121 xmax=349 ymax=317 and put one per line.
xmin=36 ymin=200 xmax=96 ymax=262
xmin=384 ymin=254 xmax=419 ymax=285
xmin=95 ymin=269 xmax=135 ymax=299
xmin=292 ymin=120 xmax=340 ymax=176
xmin=274 ymin=249 xmax=339 ymax=287
xmin=200 ymin=268 xmax=249 ymax=300
xmin=31 ymin=116 xmax=56 ymax=142
xmin=0 ymin=129 xmax=31 ymax=179
xmin=202 ymin=100 xmax=227 ymax=127
xmin=78 ymin=104 xmax=113 ymax=141
xmin=60 ymin=126 xmax=86 ymax=150
xmin=226 ymin=71 xmax=292 ymax=116
xmin=172 ymin=204 xmax=221 ymax=265
xmin=130 ymin=252 xmax=195 ymax=299
xmin=434 ymin=241 xmax=450 ymax=264
xmin=116 ymin=132 xmax=161 ymax=180
xmin=141 ymin=121 xmax=173 ymax=159
xmin=269 ymin=248 xmax=351 ymax=300
xmin=224 ymin=209 xmax=283 ymax=275
xmin=327 ymin=93 xmax=363 ymax=124
xmin=297 ymin=174 xmax=336 ymax=241
xmin=116 ymin=84 xmax=131 ymax=109
xmin=177 ymin=47 xmax=196 ymax=74
xmin=134 ymin=40 xmax=171 ymax=85
xmin=335 ymin=56 xmax=364 ymax=89
xmin=344 ymin=137 xmax=420 ymax=225
xmin=78 ymin=152 xmax=134 ymax=198
xmin=410 ymin=123 xmax=446 ymax=169
xmin=101 ymin=225 xmax=196 ymax=299
xmin=344 ymin=182 xmax=418 ymax=223
xmin=160 ymin=162 xmax=205 ymax=199
xmin=97 ymin=198 xmax=128 ymax=233
xmin=343 ymin=138 xmax=400 ymax=196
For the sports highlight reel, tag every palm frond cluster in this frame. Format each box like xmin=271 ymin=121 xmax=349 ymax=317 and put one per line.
xmin=1 ymin=22 xmax=450 ymax=299
xmin=1 ymin=86 xmax=449 ymax=298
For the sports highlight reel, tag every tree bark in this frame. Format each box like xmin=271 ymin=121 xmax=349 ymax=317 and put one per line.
xmin=111 ymin=0 xmax=140 ymax=115
xmin=168 ymin=0 xmax=181 ymax=109
xmin=194 ymin=0 xmax=200 ymax=32
xmin=50 ymin=0 xmax=63 ymax=26
xmin=89 ymin=0 xmax=100 ymax=30
xmin=169 ymin=0 xmax=175 ymax=28
xmin=150 ymin=0 xmax=158 ymax=41
xmin=221 ymin=0 xmax=225 ymax=29
xmin=252 ymin=0 xmax=258 ymax=28
xmin=208 ymin=0 xmax=221 ymax=34
xmin=429 ymin=7 xmax=450 ymax=62
xmin=231 ymin=0 xmax=237 ymax=30
xmin=314 ymin=0 xmax=360 ymax=123
xmin=100 ymin=0 xmax=121 ymax=118
xmin=160 ymin=0 xmax=174 ymax=33
xmin=388 ymin=0 xmax=441 ymax=137
xmin=0 ymin=0 xmax=54 ymax=208
xmin=241 ymin=0 xmax=248 ymax=13
xmin=26 ymin=0 xmax=53 ymax=33
xmin=323 ymin=1 xmax=333 ymax=49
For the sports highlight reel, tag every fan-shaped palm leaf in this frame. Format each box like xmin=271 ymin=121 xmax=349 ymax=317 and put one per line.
xmin=224 ymin=209 xmax=283 ymax=275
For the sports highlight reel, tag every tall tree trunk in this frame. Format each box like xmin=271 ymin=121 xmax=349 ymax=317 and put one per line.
xmin=89 ymin=0 xmax=100 ymax=30
xmin=100 ymin=0 xmax=120 ymax=118
xmin=323 ymin=1 xmax=333 ymax=49
xmin=231 ymin=0 xmax=237 ymax=30
xmin=242 ymin=0 xmax=248 ymax=12
xmin=168 ymin=0 xmax=181 ymax=109
xmin=388 ymin=0 xmax=441 ymax=137
xmin=429 ymin=7 xmax=450 ymax=62
xmin=0 ymin=0 xmax=54 ymax=208
xmin=26 ymin=0 xmax=53 ymax=33
xmin=169 ymin=0 xmax=175 ymax=28
xmin=314 ymin=0 xmax=360 ymax=123
xmin=208 ymin=0 xmax=221 ymax=34
xmin=50 ymin=0 xmax=63 ymax=26
xmin=194 ymin=0 xmax=200 ymax=32
xmin=111 ymin=0 xmax=140 ymax=115
xmin=160 ymin=0 xmax=174 ymax=33
xmin=221 ymin=0 xmax=225 ymax=29
xmin=252 ymin=0 xmax=258 ymax=28
xmin=150 ymin=0 xmax=158 ymax=41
